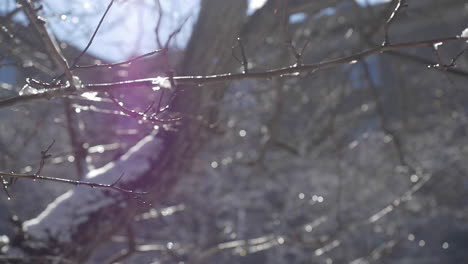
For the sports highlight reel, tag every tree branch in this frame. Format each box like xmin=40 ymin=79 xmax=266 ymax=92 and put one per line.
xmin=1 ymin=36 xmax=467 ymax=109
xmin=70 ymin=0 xmax=115 ymax=69
xmin=0 ymin=171 xmax=146 ymax=194
xmin=17 ymin=0 xmax=75 ymax=85
xmin=382 ymin=0 xmax=406 ymax=46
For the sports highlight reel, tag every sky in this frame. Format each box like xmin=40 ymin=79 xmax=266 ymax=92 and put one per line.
xmin=2 ymin=0 xmax=390 ymax=62
xmin=50 ymin=0 xmax=267 ymax=62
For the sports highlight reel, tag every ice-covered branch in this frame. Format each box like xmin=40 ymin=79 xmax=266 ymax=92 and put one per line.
xmin=17 ymin=0 xmax=75 ymax=85
xmin=1 ymin=35 xmax=468 ymax=110
xmin=18 ymin=133 xmax=163 ymax=258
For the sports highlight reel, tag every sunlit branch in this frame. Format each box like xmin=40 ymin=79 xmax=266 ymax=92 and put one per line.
xmin=107 ymin=92 xmax=182 ymax=125
xmin=0 ymin=171 xmax=146 ymax=194
xmin=75 ymin=48 xmax=165 ymax=69
xmin=382 ymin=0 xmax=406 ymax=46
xmin=70 ymin=0 xmax=115 ymax=69
xmin=0 ymin=139 xmax=146 ymax=195
xmin=0 ymin=36 xmax=467 ymax=109
xmin=17 ymin=0 xmax=75 ymax=84
xmin=89 ymin=36 xmax=468 ymax=85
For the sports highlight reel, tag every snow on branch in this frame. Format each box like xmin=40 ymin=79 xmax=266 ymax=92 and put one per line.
xmin=22 ymin=132 xmax=163 ymax=242
xmin=0 ymin=139 xmax=149 ymax=197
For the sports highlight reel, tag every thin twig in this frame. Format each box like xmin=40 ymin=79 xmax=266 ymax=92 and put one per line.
xmin=164 ymin=15 xmax=191 ymax=49
xmin=1 ymin=176 xmax=13 ymax=200
xmin=281 ymin=0 xmax=302 ymax=63
xmin=429 ymin=44 xmax=468 ymax=70
xmin=448 ymin=48 xmax=468 ymax=67
xmin=70 ymin=0 xmax=115 ymax=69
xmin=0 ymin=171 xmax=146 ymax=194
xmin=90 ymin=36 xmax=468 ymax=85
xmin=76 ymin=49 xmax=165 ymax=69
xmin=154 ymin=0 xmax=164 ymax=48
xmin=232 ymin=37 xmax=249 ymax=73
xmin=0 ymin=139 xmax=146 ymax=195
xmin=108 ymin=92 xmax=182 ymax=125
xmin=382 ymin=0 xmax=406 ymax=46
xmin=430 ymin=43 xmax=444 ymax=66
xmin=361 ymin=60 xmax=415 ymax=173
xmin=35 ymin=139 xmax=55 ymax=176
xmin=17 ymin=0 xmax=74 ymax=84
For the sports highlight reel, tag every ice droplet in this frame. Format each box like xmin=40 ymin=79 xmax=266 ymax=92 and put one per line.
xmin=72 ymin=75 xmax=83 ymax=89
xmin=81 ymin=92 xmax=99 ymax=101
xmin=433 ymin=42 xmax=443 ymax=50
xmin=19 ymin=84 xmax=39 ymax=96
xmin=461 ymin=28 xmax=468 ymax=38
xmin=152 ymin=76 xmax=172 ymax=90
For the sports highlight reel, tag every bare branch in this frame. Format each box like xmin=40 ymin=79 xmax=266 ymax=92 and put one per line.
xmin=1 ymin=36 xmax=467 ymax=109
xmin=17 ymin=0 xmax=75 ymax=84
xmin=154 ymin=0 xmax=164 ymax=49
xmin=75 ymin=49 xmax=165 ymax=69
xmin=0 ymin=171 xmax=146 ymax=194
xmin=361 ymin=60 xmax=415 ymax=173
xmin=232 ymin=37 xmax=249 ymax=73
xmin=70 ymin=0 xmax=115 ymax=69
xmin=0 ymin=139 xmax=146 ymax=195
xmin=107 ymin=92 xmax=182 ymax=125
xmin=164 ymin=15 xmax=190 ymax=49
xmin=382 ymin=0 xmax=406 ymax=46
xmin=35 ymin=139 xmax=55 ymax=176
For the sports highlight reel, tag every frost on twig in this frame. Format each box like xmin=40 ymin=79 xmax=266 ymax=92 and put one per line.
xmin=151 ymin=76 xmax=173 ymax=91
xmin=71 ymin=75 xmax=83 ymax=90
xmin=17 ymin=75 xmax=83 ymax=96
xmin=18 ymin=84 xmax=39 ymax=96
